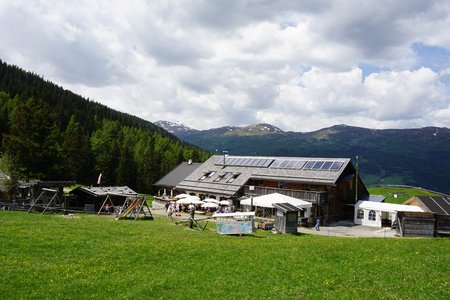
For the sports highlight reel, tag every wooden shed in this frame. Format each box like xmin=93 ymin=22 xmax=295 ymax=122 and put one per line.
xmin=436 ymin=214 xmax=450 ymax=237
xmin=273 ymin=203 xmax=301 ymax=234
xmin=396 ymin=212 xmax=435 ymax=237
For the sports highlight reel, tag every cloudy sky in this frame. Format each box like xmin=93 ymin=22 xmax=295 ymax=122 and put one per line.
xmin=1 ymin=0 xmax=450 ymax=132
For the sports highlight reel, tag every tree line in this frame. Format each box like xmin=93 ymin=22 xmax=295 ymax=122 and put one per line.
xmin=0 ymin=59 xmax=210 ymax=194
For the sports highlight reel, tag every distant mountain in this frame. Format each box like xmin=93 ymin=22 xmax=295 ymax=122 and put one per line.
xmin=155 ymin=120 xmax=199 ymax=135
xmin=157 ymin=121 xmax=450 ymax=194
xmin=155 ymin=121 xmax=283 ymax=137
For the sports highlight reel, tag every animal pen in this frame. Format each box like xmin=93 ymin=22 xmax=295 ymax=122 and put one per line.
xmin=20 ymin=181 xmax=74 ymax=214
xmin=27 ymin=188 xmax=63 ymax=214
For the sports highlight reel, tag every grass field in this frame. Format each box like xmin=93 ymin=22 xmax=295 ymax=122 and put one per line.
xmin=368 ymin=186 xmax=440 ymax=204
xmin=0 ymin=211 xmax=449 ymax=299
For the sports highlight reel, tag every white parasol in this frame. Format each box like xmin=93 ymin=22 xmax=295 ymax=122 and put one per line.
xmin=177 ymin=195 xmax=203 ymax=205
xmin=201 ymin=202 xmax=219 ymax=208
xmin=203 ymin=198 xmax=220 ymax=204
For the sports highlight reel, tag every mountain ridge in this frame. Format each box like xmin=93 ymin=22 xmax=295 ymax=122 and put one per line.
xmin=156 ymin=120 xmax=450 ymax=194
xmin=156 ymin=121 xmax=285 ymax=136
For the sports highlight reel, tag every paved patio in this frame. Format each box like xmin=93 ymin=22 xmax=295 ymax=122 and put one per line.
xmin=297 ymin=221 xmax=398 ymax=238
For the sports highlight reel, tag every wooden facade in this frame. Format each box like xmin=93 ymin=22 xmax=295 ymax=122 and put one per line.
xmin=397 ymin=212 xmax=450 ymax=237
xmin=175 ymin=155 xmax=369 ymax=225
xmin=244 ymin=164 xmax=368 ymax=224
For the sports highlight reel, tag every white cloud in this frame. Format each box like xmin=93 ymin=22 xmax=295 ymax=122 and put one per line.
xmin=0 ymin=0 xmax=449 ymax=132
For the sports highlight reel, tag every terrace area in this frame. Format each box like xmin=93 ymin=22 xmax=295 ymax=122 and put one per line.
xmin=243 ymin=185 xmax=327 ymax=204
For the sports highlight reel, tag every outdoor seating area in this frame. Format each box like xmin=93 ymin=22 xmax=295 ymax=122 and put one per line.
xmin=163 ymin=193 xmax=236 ymax=215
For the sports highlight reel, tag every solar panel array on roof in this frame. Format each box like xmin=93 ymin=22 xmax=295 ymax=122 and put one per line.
xmin=215 ymin=156 xmax=345 ymax=171
xmin=418 ymin=196 xmax=450 ymax=215
xmin=215 ymin=157 xmax=274 ymax=168
xmin=270 ymin=159 xmax=344 ymax=171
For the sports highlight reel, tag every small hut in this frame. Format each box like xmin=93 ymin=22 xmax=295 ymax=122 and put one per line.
xmin=273 ymin=203 xmax=301 ymax=234
xmin=396 ymin=212 xmax=435 ymax=237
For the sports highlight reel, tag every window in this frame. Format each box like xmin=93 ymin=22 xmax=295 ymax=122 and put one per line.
xmin=227 ymin=174 xmax=240 ymax=183
xmin=214 ymin=172 xmax=231 ymax=182
xmin=368 ymin=210 xmax=376 ymax=221
xmin=357 ymin=209 xmax=364 ymax=219
xmin=223 ymin=172 xmax=232 ymax=179
xmin=199 ymin=171 xmax=215 ymax=181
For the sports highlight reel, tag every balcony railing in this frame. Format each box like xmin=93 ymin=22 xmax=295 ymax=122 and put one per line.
xmin=243 ymin=185 xmax=327 ymax=204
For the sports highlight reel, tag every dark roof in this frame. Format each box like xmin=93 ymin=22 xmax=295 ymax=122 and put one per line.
xmin=71 ymin=186 xmax=137 ymax=197
xmin=176 ymin=155 xmax=352 ymax=196
xmin=155 ymin=162 xmax=202 ymax=188
xmin=368 ymin=195 xmax=386 ymax=202
xmin=416 ymin=196 xmax=450 ymax=215
xmin=273 ymin=202 xmax=302 ymax=212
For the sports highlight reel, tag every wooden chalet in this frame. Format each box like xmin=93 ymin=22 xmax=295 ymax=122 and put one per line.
xmin=175 ymin=155 xmax=369 ymax=224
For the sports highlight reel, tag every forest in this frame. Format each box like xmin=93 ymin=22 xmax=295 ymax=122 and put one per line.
xmin=0 ymin=59 xmax=210 ymax=194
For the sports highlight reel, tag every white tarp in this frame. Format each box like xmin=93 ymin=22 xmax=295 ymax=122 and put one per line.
xmin=355 ymin=200 xmax=424 ymax=213
xmin=354 ymin=200 xmax=424 ymax=227
xmin=240 ymin=193 xmax=312 ymax=210
xmin=212 ymin=211 xmax=256 ymax=218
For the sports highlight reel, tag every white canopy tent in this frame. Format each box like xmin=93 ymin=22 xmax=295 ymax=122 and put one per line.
xmin=354 ymin=200 xmax=424 ymax=227
xmin=240 ymin=193 xmax=312 ymax=218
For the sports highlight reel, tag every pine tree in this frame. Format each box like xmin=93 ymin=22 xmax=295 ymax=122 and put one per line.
xmin=61 ymin=115 xmax=91 ymax=181
xmin=116 ymin=130 xmax=137 ymax=188
xmin=2 ymin=98 xmax=62 ymax=180
xmin=90 ymin=120 xmax=120 ymax=186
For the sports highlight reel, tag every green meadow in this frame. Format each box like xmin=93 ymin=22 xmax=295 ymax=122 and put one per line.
xmin=0 ymin=211 xmax=449 ymax=299
xmin=368 ymin=186 xmax=440 ymax=204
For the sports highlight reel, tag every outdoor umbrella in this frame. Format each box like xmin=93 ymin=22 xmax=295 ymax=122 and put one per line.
xmin=203 ymin=198 xmax=220 ymax=204
xmin=219 ymin=200 xmax=231 ymax=205
xmin=174 ymin=193 xmax=191 ymax=199
xmin=201 ymin=202 xmax=219 ymax=208
xmin=176 ymin=198 xmax=191 ymax=204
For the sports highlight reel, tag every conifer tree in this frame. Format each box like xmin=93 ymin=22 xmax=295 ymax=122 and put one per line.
xmin=62 ymin=115 xmax=91 ymax=181
xmin=3 ymin=98 xmax=61 ymax=180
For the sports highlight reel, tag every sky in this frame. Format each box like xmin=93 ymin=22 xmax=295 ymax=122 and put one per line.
xmin=1 ymin=0 xmax=450 ymax=132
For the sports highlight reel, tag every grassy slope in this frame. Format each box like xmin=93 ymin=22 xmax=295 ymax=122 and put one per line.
xmin=368 ymin=187 xmax=441 ymax=204
xmin=0 ymin=212 xmax=449 ymax=299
